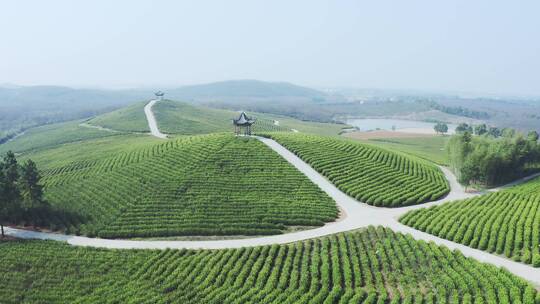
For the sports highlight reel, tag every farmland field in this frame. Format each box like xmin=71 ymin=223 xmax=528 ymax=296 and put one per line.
xmin=266 ymin=133 xmax=450 ymax=207
xmin=344 ymin=134 xmax=450 ymax=165
xmin=25 ymin=134 xmax=337 ymax=238
xmin=400 ymin=176 xmax=540 ymax=267
xmin=2 ymin=226 xmax=536 ymax=304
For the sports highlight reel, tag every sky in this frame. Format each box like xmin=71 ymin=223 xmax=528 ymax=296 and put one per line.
xmin=1 ymin=0 xmax=540 ymax=96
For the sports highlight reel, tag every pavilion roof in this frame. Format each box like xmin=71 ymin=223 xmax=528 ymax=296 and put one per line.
xmin=233 ymin=112 xmax=256 ymax=126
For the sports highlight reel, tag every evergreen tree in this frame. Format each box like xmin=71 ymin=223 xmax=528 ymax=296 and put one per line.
xmin=474 ymin=124 xmax=487 ymax=135
xmin=20 ymin=159 xmax=45 ymax=225
xmin=455 ymin=123 xmax=473 ymax=134
xmin=0 ymin=161 xmax=6 ymax=237
xmin=447 ymin=128 xmax=540 ymax=187
xmin=528 ymin=130 xmax=539 ymax=142
xmin=0 ymin=151 xmax=21 ymax=237
xmin=434 ymin=123 xmax=448 ymax=135
xmin=487 ymin=126 xmax=501 ymax=137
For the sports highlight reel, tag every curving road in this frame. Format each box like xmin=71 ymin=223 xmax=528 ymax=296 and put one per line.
xmin=144 ymin=99 xmax=168 ymax=139
xmin=6 ymin=104 xmax=540 ymax=286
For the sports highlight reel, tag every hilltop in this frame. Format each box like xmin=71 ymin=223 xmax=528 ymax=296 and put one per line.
xmin=88 ymin=99 xmax=348 ymax=137
xmin=165 ymin=79 xmax=327 ymax=100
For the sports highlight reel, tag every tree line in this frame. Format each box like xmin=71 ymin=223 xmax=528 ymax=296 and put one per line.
xmin=0 ymin=151 xmax=45 ymax=237
xmin=417 ymin=100 xmax=490 ymax=120
xmin=447 ymin=123 xmax=540 ymax=187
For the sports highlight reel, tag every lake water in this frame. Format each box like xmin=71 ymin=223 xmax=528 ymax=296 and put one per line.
xmin=347 ymin=118 xmax=456 ymax=134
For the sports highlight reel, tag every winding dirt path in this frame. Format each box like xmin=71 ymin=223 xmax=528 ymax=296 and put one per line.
xmin=6 ymin=104 xmax=540 ymax=285
xmin=144 ymin=99 xmax=167 ymax=139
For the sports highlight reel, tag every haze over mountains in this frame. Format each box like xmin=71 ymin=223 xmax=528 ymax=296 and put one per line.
xmin=0 ymin=80 xmax=330 ymax=138
xmin=1 ymin=79 xmax=540 ymax=144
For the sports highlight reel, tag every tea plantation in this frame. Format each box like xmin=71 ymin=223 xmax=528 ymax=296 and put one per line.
xmin=266 ymin=133 xmax=450 ymax=207
xmin=401 ymin=176 xmax=540 ymax=266
xmin=32 ymin=134 xmax=338 ymax=238
xmin=2 ymin=227 xmax=536 ymax=304
xmin=87 ymin=99 xmax=347 ymax=136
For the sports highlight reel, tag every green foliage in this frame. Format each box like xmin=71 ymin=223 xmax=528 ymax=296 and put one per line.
xmin=1 ymin=226 xmax=534 ymax=303
xmin=417 ymin=100 xmax=490 ymax=120
xmin=528 ymin=130 xmax=540 ymax=142
xmin=456 ymin=123 xmax=474 ymax=133
xmin=266 ymin=133 xmax=449 ymax=207
xmin=0 ymin=152 xmax=21 ymax=235
xmin=434 ymin=122 xmax=448 ymax=135
xmin=0 ymin=152 xmax=46 ymax=235
xmin=20 ymin=160 xmax=46 ymax=217
xmin=401 ymin=176 xmax=540 ymax=266
xmin=447 ymin=130 xmax=540 ymax=186
xmin=30 ymin=134 xmax=337 ymax=237
xmin=474 ymin=123 xmax=488 ymax=135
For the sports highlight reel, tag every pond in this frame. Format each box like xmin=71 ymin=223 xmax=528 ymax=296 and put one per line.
xmin=346 ymin=118 xmax=456 ymax=134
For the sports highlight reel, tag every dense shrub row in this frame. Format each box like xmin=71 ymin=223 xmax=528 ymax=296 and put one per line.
xmin=1 ymin=227 xmax=536 ymax=303
xmin=507 ymin=176 xmax=540 ymax=196
xmin=266 ymin=133 xmax=449 ymax=207
xmin=401 ymin=176 xmax=540 ymax=266
xmin=39 ymin=134 xmax=338 ymax=238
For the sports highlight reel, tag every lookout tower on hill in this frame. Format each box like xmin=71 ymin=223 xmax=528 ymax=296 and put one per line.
xmin=155 ymin=91 xmax=165 ymax=101
xmin=233 ymin=112 xmax=256 ymax=136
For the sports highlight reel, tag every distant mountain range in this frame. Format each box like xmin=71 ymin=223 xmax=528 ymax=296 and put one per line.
xmin=0 ymin=80 xmax=337 ymax=137
xmin=166 ymin=79 xmax=327 ymax=100
xmin=0 ymin=80 xmax=332 ymax=111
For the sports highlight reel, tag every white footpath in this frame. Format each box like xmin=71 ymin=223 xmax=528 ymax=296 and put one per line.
xmin=143 ymin=99 xmax=167 ymax=139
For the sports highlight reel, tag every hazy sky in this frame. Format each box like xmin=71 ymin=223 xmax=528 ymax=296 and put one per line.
xmin=2 ymin=1 xmax=539 ymax=95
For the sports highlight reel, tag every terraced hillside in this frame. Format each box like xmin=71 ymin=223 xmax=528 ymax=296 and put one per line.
xmin=2 ymin=227 xmax=536 ymax=304
xmin=34 ymin=134 xmax=337 ymax=238
xmin=86 ymin=99 xmax=347 ymax=136
xmin=400 ymin=176 xmax=540 ymax=266
xmin=266 ymin=133 xmax=450 ymax=207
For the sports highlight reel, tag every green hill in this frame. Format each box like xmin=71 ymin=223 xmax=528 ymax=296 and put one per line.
xmin=21 ymin=134 xmax=337 ymax=238
xmin=87 ymin=101 xmax=150 ymax=133
xmin=0 ymin=85 xmax=149 ymax=140
xmin=1 ymin=227 xmax=536 ymax=303
xmin=0 ymin=120 xmax=124 ymax=154
xmin=265 ymin=133 xmax=450 ymax=207
xmin=166 ymin=79 xmax=326 ymax=99
xmin=87 ymin=99 xmax=347 ymax=136
xmin=401 ymin=176 xmax=540 ymax=266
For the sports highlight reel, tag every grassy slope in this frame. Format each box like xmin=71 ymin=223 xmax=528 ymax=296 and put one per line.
xmin=400 ymin=176 xmax=540 ymax=266
xmin=365 ymin=136 xmax=450 ymax=165
xmin=25 ymin=134 xmax=337 ymax=238
xmin=87 ymin=101 xmax=150 ymax=132
xmin=0 ymin=120 xmax=122 ymax=154
xmin=266 ymin=133 xmax=449 ymax=207
xmin=154 ymin=100 xmax=347 ymax=136
xmin=2 ymin=226 xmax=536 ymax=304
xmin=87 ymin=99 xmax=346 ymax=136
